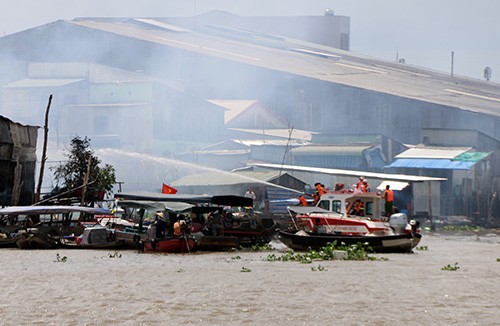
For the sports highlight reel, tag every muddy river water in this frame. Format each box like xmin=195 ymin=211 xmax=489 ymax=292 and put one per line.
xmin=1 ymin=231 xmax=499 ymax=325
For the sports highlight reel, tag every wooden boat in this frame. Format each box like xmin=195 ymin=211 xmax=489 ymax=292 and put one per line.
xmin=221 ymin=213 xmax=277 ymax=246
xmin=0 ymin=234 xmax=23 ymax=248
xmin=142 ymin=236 xmax=195 ymax=253
xmin=195 ymin=235 xmax=240 ymax=251
xmin=114 ymin=191 xmax=277 ymax=251
xmin=59 ymin=225 xmax=134 ymax=249
xmin=16 ymin=232 xmax=60 ymax=249
xmin=0 ymin=205 xmax=113 ymax=250
xmin=60 ymin=239 xmax=130 ymax=249
xmin=282 ymin=191 xmax=422 ymax=253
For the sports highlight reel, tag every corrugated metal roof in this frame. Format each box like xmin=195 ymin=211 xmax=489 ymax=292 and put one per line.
xmin=171 ymin=171 xmax=282 ymax=187
xmin=131 ymin=19 xmax=191 ymax=33
xmin=234 ymin=139 xmax=307 ymax=146
xmin=452 ymin=151 xmax=492 ymax=162
xmin=386 ymin=158 xmax=476 ymax=170
xmin=395 ymin=146 xmax=472 ymax=159
xmin=67 ymin=19 xmax=500 ymax=118
xmin=291 ymin=145 xmax=372 ymax=155
xmin=5 ymin=78 xmax=84 ymax=88
xmin=251 ymin=163 xmax=447 ymax=182
xmin=67 ymin=102 xmax=150 ymax=108
xmin=230 ymin=128 xmax=314 ymax=141
xmin=206 ymin=100 xmax=257 ymax=124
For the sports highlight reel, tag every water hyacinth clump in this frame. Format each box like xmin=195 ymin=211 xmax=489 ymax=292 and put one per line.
xmin=266 ymin=241 xmax=381 ymax=263
xmin=441 ymin=262 xmax=460 ymax=271
xmin=54 ymin=253 xmax=68 ymax=263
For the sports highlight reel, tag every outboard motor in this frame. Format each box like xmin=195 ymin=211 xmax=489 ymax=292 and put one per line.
xmin=389 ymin=213 xmax=408 ymax=234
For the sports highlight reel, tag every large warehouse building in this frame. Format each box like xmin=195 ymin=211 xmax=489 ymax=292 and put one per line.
xmin=0 ymin=11 xmax=499 ymax=223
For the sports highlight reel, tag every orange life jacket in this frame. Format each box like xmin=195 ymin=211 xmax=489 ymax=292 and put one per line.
xmin=384 ymin=189 xmax=394 ymax=202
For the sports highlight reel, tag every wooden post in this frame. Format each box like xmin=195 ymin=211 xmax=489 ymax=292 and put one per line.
xmin=35 ymin=94 xmax=53 ymax=203
xmin=11 ymin=159 xmax=23 ymax=206
xmin=428 ymin=181 xmax=435 ymax=231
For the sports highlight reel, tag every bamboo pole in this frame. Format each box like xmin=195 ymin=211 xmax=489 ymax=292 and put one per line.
xmin=35 ymin=94 xmax=53 ymax=203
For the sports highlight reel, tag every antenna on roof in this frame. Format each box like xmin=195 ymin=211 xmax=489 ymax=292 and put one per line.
xmin=484 ymin=66 xmax=492 ymax=81
xmin=451 ymin=51 xmax=454 ymax=78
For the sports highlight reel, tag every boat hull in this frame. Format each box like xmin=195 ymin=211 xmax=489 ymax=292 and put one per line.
xmin=278 ymin=230 xmax=421 ymax=253
xmin=0 ymin=234 xmax=23 ymax=248
xmin=16 ymin=233 xmax=60 ymax=249
xmin=60 ymin=239 xmax=133 ymax=250
xmin=195 ymin=235 xmax=240 ymax=251
xmin=143 ymin=237 xmax=195 ymax=253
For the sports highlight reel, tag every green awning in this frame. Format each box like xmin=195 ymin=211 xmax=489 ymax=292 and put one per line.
xmin=452 ymin=152 xmax=492 ymax=162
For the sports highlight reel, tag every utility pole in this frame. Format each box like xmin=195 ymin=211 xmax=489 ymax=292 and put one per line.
xmin=451 ymin=51 xmax=454 ymax=78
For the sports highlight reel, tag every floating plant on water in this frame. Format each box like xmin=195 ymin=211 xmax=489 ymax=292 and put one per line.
xmin=441 ymin=262 xmax=460 ymax=271
xmin=250 ymin=243 xmax=274 ymax=251
xmin=265 ymin=241 xmax=384 ymax=263
xmin=108 ymin=251 xmax=122 ymax=258
xmin=54 ymin=253 xmax=67 ymax=263
xmin=311 ymin=264 xmax=327 ymax=271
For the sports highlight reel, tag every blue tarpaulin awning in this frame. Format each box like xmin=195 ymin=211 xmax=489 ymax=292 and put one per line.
xmin=385 ymin=158 xmax=476 ymax=170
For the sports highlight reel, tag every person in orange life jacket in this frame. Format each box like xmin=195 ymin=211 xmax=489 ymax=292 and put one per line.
xmin=383 ymin=185 xmax=394 ymax=217
xmin=173 ymin=219 xmax=187 ymax=237
xmin=355 ymin=177 xmax=365 ymax=192
xmin=361 ymin=181 xmax=370 ymax=193
xmin=354 ymin=200 xmax=365 ymax=216
xmin=315 ymin=183 xmax=327 ymax=196
xmin=299 ymin=195 xmax=308 ymax=206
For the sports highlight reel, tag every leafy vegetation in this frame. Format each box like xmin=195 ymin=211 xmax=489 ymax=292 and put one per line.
xmin=54 ymin=253 xmax=67 ymax=263
xmin=265 ymin=241 xmax=385 ymax=263
xmin=108 ymin=251 xmax=122 ymax=258
xmin=52 ymin=136 xmax=116 ymax=201
xmin=416 ymin=246 xmax=429 ymax=251
xmin=250 ymin=243 xmax=274 ymax=251
xmin=441 ymin=262 xmax=460 ymax=271
xmin=442 ymin=225 xmax=483 ymax=232
xmin=311 ymin=264 xmax=327 ymax=272
xmin=240 ymin=267 xmax=252 ymax=272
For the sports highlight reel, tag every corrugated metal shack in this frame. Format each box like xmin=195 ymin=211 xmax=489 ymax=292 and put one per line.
xmin=171 ymin=170 xmax=305 ymax=215
xmin=0 ymin=115 xmax=38 ymax=206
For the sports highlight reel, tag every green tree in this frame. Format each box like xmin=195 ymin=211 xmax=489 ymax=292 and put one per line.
xmin=52 ymin=136 xmax=116 ymax=199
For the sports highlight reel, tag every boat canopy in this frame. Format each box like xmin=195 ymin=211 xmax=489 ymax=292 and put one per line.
xmin=114 ymin=191 xmax=253 ymax=207
xmin=249 ymin=163 xmax=446 ymax=182
xmin=288 ymin=206 xmax=331 ymax=215
xmin=116 ymin=200 xmax=194 ymax=214
xmin=0 ymin=206 xmax=111 ymax=216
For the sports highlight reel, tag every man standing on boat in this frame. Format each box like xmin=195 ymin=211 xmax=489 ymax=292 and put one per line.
xmin=383 ymin=185 xmax=394 ymax=218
